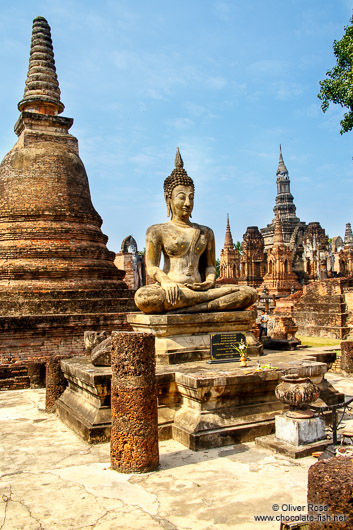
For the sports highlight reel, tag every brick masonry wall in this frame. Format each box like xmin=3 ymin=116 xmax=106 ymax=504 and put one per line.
xmin=114 ymin=254 xmax=134 ymax=289
xmin=292 ymin=278 xmax=353 ymax=339
xmin=0 ymin=313 xmax=132 ymax=390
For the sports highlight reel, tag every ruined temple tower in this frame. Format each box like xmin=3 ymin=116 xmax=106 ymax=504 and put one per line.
xmin=219 ymin=215 xmax=239 ymax=282
xmin=260 ymin=146 xmax=306 ymax=252
xmin=260 ymin=212 xmax=301 ymax=296
xmin=238 ymin=226 xmax=266 ymax=288
xmin=0 ymin=17 xmax=135 ymax=388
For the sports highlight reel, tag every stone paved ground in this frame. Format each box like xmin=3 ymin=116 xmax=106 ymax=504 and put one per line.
xmin=0 ymin=368 xmax=352 ymax=529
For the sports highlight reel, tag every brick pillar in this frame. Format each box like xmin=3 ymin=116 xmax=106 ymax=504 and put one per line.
xmin=340 ymin=340 xmax=353 ymax=373
xmin=307 ymin=456 xmax=353 ymax=528
xmin=27 ymin=361 xmax=46 ymax=388
xmin=45 ymin=355 xmax=69 ymax=412
xmin=110 ymin=332 xmax=159 ymax=473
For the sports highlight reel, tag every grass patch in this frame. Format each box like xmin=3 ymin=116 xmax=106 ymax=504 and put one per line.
xmin=297 ymin=335 xmax=341 ymax=348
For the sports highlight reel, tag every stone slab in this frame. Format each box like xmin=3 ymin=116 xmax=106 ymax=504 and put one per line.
xmin=255 ymin=434 xmax=332 ymax=459
xmin=127 ymin=310 xmax=257 ymax=337
xmin=128 ymin=310 xmax=263 ymax=363
xmin=1 ymin=386 xmax=332 ymax=530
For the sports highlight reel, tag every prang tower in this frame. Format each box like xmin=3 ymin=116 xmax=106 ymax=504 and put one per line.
xmin=219 ymin=215 xmax=239 ymax=282
xmin=260 ymin=146 xmax=306 ymax=251
xmin=0 ymin=17 xmax=135 ymax=386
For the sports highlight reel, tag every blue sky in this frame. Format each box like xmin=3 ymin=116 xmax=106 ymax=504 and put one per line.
xmin=0 ymin=0 xmax=353 ymax=255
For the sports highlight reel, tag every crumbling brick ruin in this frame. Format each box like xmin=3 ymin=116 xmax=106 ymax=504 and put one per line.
xmin=219 ymin=146 xmax=339 ymax=295
xmin=0 ymin=17 xmax=136 ymax=389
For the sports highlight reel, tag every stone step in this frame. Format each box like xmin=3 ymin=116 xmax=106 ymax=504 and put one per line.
xmin=0 ymin=288 xmax=135 ymax=300
xmin=0 ymin=297 xmax=137 ymax=316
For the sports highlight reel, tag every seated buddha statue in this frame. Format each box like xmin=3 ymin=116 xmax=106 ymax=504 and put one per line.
xmin=134 ymin=148 xmax=257 ymax=314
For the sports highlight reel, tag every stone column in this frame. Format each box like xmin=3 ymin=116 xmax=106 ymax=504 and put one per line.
xmin=45 ymin=355 xmax=69 ymax=412
xmin=110 ymin=332 xmax=159 ymax=473
xmin=307 ymin=456 xmax=353 ymax=528
xmin=340 ymin=340 xmax=353 ymax=373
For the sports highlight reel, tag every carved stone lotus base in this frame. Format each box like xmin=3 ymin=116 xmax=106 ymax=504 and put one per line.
xmin=127 ymin=310 xmax=263 ymax=364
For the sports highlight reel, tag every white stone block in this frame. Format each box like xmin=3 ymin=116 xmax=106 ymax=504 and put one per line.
xmin=275 ymin=414 xmax=325 ymax=446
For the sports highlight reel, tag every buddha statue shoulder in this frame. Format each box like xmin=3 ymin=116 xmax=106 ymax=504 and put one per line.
xmin=135 ymin=148 xmax=257 ymax=314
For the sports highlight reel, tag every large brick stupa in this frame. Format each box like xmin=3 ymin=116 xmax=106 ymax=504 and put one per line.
xmin=0 ymin=17 xmax=135 ymax=388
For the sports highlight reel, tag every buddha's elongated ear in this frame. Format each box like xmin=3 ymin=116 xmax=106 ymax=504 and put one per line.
xmin=165 ymin=193 xmax=171 ymax=217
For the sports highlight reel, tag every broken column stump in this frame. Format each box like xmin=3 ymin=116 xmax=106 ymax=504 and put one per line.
xmin=45 ymin=355 xmax=70 ymax=412
xmin=340 ymin=341 xmax=353 ymax=373
xmin=110 ymin=332 xmax=159 ymax=473
xmin=307 ymin=456 xmax=353 ymax=528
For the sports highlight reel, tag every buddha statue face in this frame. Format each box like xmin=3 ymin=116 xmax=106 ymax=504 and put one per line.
xmin=127 ymin=243 xmax=137 ymax=254
xmin=168 ymin=185 xmax=194 ymax=222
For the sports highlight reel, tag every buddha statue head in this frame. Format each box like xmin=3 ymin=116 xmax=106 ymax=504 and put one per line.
xmin=164 ymin=148 xmax=195 ymax=219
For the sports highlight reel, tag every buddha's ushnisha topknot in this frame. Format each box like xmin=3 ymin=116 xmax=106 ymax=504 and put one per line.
xmin=163 ymin=147 xmax=195 ymax=200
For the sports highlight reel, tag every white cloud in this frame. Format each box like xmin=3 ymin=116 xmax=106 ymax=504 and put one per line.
xmin=111 ymin=49 xmax=199 ymax=100
xmin=168 ymin=117 xmax=194 ymax=130
xmin=275 ymin=81 xmax=304 ymax=101
xmin=213 ymin=1 xmax=233 ymax=22
xmin=248 ymin=59 xmax=288 ymax=77
xmin=207 ymin=76 xmax=227 ymax=89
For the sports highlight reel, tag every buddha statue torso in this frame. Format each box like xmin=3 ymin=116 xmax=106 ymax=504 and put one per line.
xmin=134 ymin=148 xmax=257 ymax=314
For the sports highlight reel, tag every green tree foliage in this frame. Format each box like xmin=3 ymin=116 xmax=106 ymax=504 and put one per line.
xmin=234 ymin=241 xmax=242 ymax=254
xmin=318 ymin=16 xmax=353 ymax=134
xmin=215 ymin=258 xmax=220 ymax=278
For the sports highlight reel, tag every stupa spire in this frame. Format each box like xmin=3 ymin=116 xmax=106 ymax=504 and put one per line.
xmin=276 ymin=144 xmax=288 ymax=176
xmin=344 ymin=222 xmax=353 ymax=249
xmin=273 ymin=210 xmax=285 ymax=246
xmin=18 ymin=16 xmax=64 ymax=115
xmin=224 ymin=214 xmax=234 ymax=251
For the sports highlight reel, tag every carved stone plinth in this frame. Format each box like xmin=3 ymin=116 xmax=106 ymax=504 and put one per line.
xmin=127 ymin=310 xmax=262 ymax=364
xmin=57 ymin=354 xmax=333 ymax=450
xmin=256 ymin=373 xmax=328 ymax=458
xmin=56 ymin=357 xmax=112 ymax=443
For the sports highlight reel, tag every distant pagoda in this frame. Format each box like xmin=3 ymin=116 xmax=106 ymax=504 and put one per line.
xmin=0 ymin=17 xmax=135 ymax=387
xmin=260 ymin=146 xmax=306 ymax=251
xmin=219 ymin=215 xmax=239 ymax=282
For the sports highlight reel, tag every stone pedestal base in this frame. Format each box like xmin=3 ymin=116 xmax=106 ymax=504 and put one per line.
xmin=57 ymin=355 xmax=331 ymax=450
xmin=127 ymin=310 xmax=263 ymax=364
xmin=275 ymin=414 xmax=325 ymax=446
xmin=255 ymin=413 xmax=327 ymax=459
xmin=56 ymin=357 xmax=112 ymax=443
